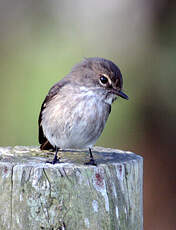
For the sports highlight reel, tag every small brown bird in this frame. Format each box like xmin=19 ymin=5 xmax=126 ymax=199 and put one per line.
xmin=38 ymin=57 xmax=128 ymax=165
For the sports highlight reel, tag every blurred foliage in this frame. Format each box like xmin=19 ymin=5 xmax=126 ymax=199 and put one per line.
xmin=0 ymin=1 xmax=154 ymax=146
xmin=0 ymin=0 xmax=175 ymax=148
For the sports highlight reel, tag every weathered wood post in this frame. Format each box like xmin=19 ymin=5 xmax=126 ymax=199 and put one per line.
xmin=0 ymin=146 xmax=143 ymax=230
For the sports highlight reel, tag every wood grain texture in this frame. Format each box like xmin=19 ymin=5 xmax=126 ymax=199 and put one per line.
xmin=0 ymin=146 xmax=143 ymax=230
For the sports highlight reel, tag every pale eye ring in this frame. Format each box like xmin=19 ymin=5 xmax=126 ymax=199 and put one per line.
xmin=99 ymin=75 xmax=108 ymax=85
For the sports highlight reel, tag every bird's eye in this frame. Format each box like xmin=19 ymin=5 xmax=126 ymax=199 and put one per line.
xmin=99 ymin=75 xmax=108 ymax=85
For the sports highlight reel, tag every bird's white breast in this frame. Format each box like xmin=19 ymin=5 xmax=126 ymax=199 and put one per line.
xmin=41 ymin=89 xmax=111 ymax=149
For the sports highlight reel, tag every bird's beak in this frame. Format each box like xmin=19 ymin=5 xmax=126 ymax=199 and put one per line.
xmin=111 ymin=89 xmax=129 ymax=100
xmin=116 ymin=90 xmax=129 ymax=100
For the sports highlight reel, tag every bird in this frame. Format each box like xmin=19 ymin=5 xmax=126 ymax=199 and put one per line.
xmin=38 ymin=57 xmax=128 ymax=165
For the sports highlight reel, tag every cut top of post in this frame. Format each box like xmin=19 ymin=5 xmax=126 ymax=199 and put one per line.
xmin=0 ymin=146 xmax=142 ymax=168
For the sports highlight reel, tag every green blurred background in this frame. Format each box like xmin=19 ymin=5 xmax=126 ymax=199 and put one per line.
xmin=0 ymin=0 xmax=176 ymax=229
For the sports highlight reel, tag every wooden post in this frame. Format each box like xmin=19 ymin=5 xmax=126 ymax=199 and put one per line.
xmin=0 ymin=146 xmax=143 ymax=230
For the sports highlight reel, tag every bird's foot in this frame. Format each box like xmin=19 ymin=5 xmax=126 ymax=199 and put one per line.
xmin=84 ymin=158 xmax=97 ymax=166
xmin=46 ymin=157 xmax=61 ymax=164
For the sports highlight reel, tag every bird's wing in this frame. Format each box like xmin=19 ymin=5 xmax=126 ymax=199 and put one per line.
xmin=38 ymin=79 xmax=69 ymax=150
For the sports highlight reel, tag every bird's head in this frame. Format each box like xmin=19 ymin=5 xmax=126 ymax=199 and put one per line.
xmin=70 ymin=57 xmax=129 ymax=104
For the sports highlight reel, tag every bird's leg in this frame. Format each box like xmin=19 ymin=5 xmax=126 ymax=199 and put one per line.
xmin=46 ymin=146 xmax=61 ymax=164
xmin=52 ymin=146 xmax=60 ymax=164
xmin=84 ymin=148 xmax=97 ymax=166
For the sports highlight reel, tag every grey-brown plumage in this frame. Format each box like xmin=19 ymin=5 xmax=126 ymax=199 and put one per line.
xmin=38 ymin=57 xmax=128 ymax=164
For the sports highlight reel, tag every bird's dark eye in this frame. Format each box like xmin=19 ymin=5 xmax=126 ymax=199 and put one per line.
xmin=99 ymin=75 xmax=108 ymax=84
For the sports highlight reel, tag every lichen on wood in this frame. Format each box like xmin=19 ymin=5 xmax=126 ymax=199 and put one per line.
xmin=0 ymin=146 xmax=143 ymax=230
